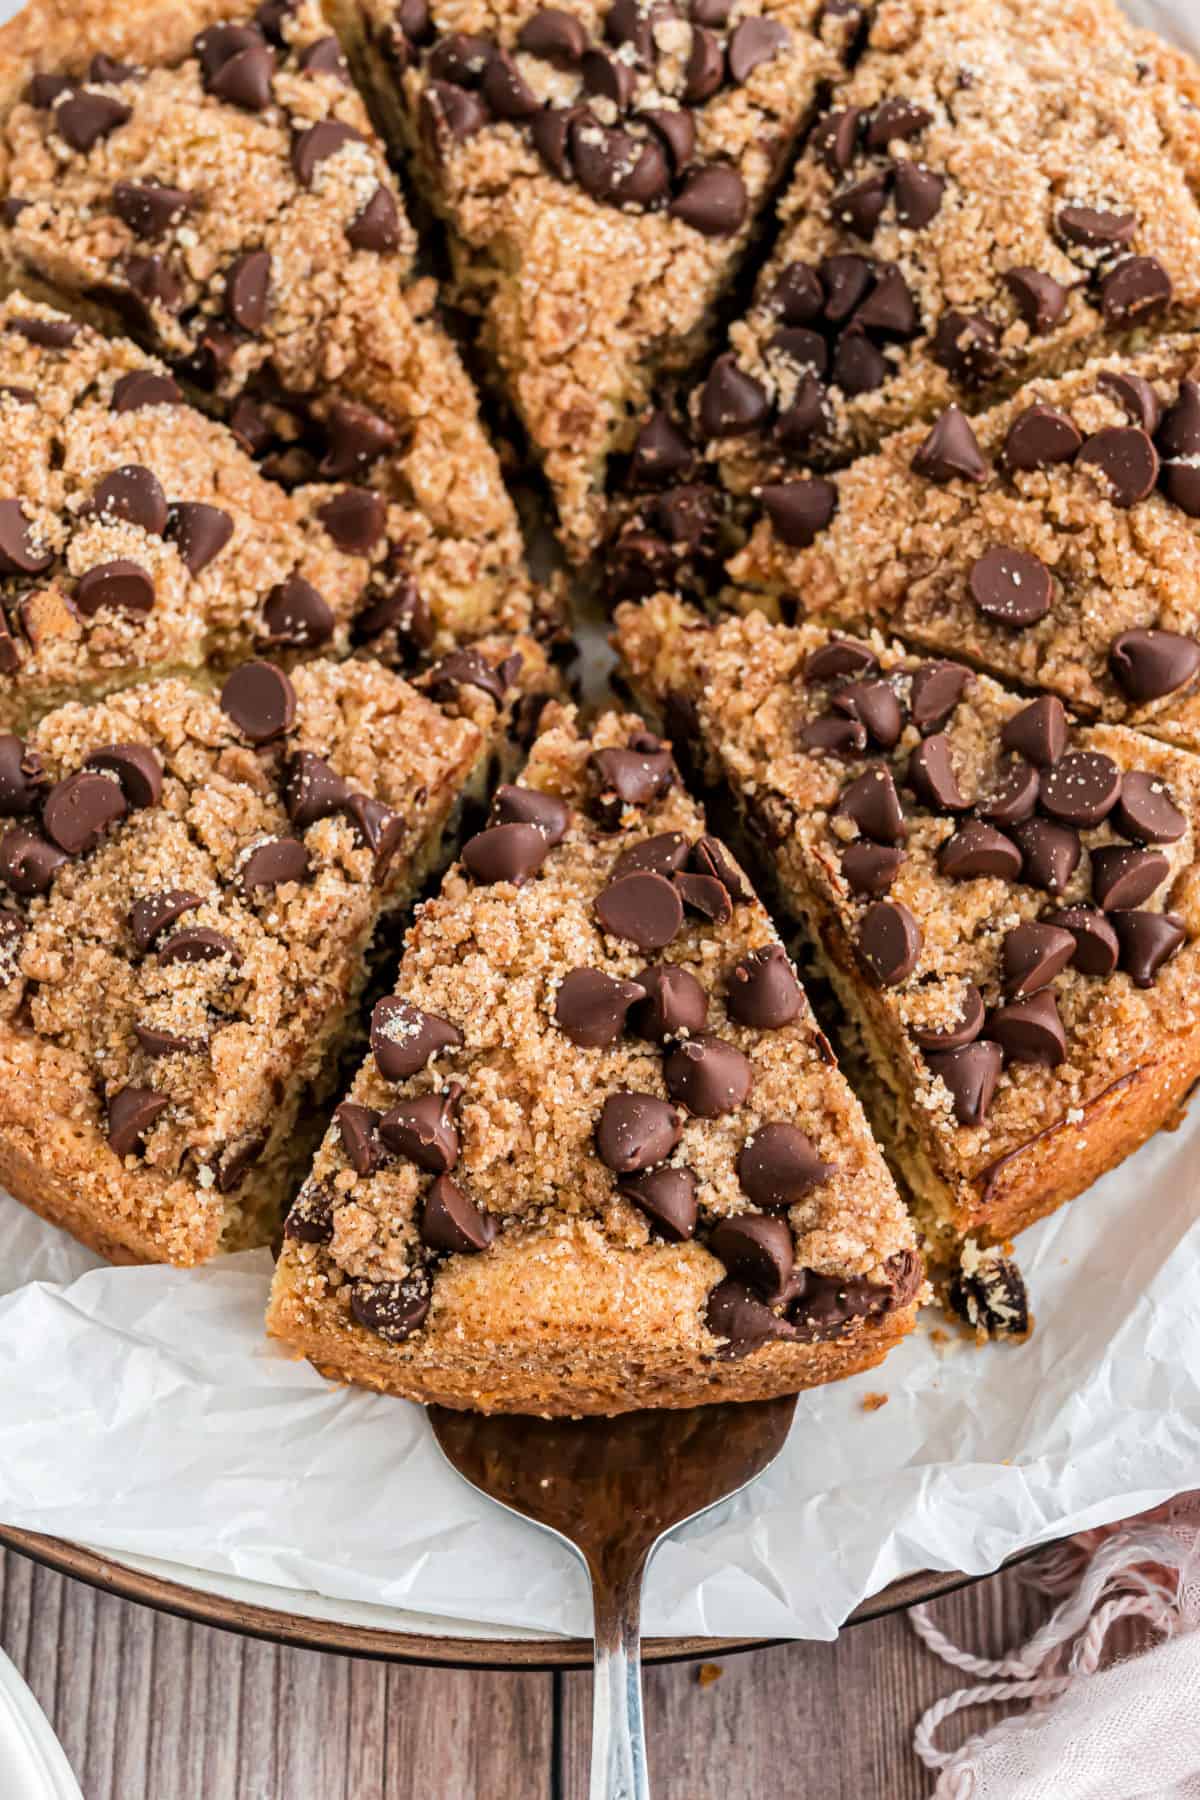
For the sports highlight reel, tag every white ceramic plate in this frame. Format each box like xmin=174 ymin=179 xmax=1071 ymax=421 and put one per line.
xmin=0 ymin=1649 xmax=82 ymax=1800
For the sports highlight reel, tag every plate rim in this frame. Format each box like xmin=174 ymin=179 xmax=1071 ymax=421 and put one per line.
xmin=0 ymin=1525 xmax=1034 ymax=1670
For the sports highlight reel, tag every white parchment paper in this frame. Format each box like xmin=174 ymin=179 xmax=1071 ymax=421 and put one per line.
xmin=0 ymin=0 xmax=1198 ymax=1645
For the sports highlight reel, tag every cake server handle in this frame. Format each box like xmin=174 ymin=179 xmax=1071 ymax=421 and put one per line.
xmin=588 ymin=1544 xmax=651 ymax=1800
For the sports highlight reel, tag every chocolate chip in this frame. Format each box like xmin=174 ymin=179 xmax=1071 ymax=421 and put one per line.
xmin=937 ymin=820 xmax=1023 ymax=881
xmin=832 ymin=170 xmax=890 ymax=240
xmin=908 ymin=733 xmax=967 ymax=812
xmin=93 ymin=464 xmax=168 ymax=536
xmin=665 ymin=1034 xmax=752 ymax=1118
xmin=106 ymin=1085 xmax=168 ymax=1157
xmin=799 ymin=713 xmax=867 ymax=756
xmin=1010 ymin=818 xmax=1081 ymax=894
xmin=318 ymin=399 xmax=397 ymax=479
xmin=1099 ymin=370 xmax=1161 ymax=434
xmin=1057 ymin=204 xmax=1136 ymax=250
xmin=354 ymin=579 xmax=430 ymax=651
xmin=220 ymin=660 xmax=296 ymax=742
xmin=380 ymin=1083 xmax=463 ymax=1173
xmin=571 ymin=119 xmax=669 ymax=206
xmin=283 ymin=1180 xmax=336 ymax=1243
xmin=291 ymin=119 xmax=361 ymax=186
xmin=1113 ymin=771 xmax=1186 ymax=844
xmin=518 ymin=8 xmax=588 ymax=62
xmin=1091 ymin=845 xmax=1168 ymax=910
xmin=737 ymin=1121 xmax=831 ymax=1209
xmin=428 ymin=31 xmax=491 ymax=81
xmin=298 ymin=35 xmax=349 ymax=78
xmin=110 ymin=370 xmax=181 ymax=413
xmin=841 ymin=841 xmax=905 ymax=895
xmin=591 ymin=743 xmax=674 ymax=812
xmin=421 ymin=1174 xmax=496 ymax=1255
xmin=932 ymin=310 xmax=1001 ymax=385
xmin=832 ymin=330 xmax=888 ymax=395
xmin=350 ymin=1274 xmax=430 ymax=1341
xmin=669 ymin=165 xmax=747 ymax=237
xmin=768 ymin=325 xmax=828 ymax=378
xmin=988 ymin=990 xmax=1066 ymax=1066
xmin=949 ymin=1246 xmax=1029 ymax=1339
xmin=627 ymin=964 xmax=707 ymax=1046
xmin=689 ymin=835 xmax=751 ymax=901
xmin=224 ymin=250 xmax=272 ymax=333
xmin=130 ymin=889 xmax=202 ymax=952
xmin=1040 ymin=750 xmax=1122 ymax=828
xmin=1051 ymin=906 xmax=1120 ymax=976
xmin=371 ymin=995 xmax=462 ymax=1081
xmin=629 ymin=411 xmax=694 ymax=486
xmin=726 ymin=944 xmax=803 ymax=1030
xmin=168 ymin=502 xmax=233 ymax=574
xmin=1002 ymin=921 xmax=1076 ymax=996
xmin=5 ymin=315 xmax=79 ymax=348
xmin=812 ymin=106 xmax=862 ymax=174
xmin=969 ymin=545 xmax=1052 ymax=627
xmin=1111 ymin=909 xmax=1186 ymax=986
xmin=595 ymin=1090 xmax=681 ymax=1173
xmin=1002 ymin=404 xmax=1082 ymax=472
xmin=261 ymin=573 xmax=335 ymax=648
xmin=858 ymin=900 xmax=921 ymax=985
xmin=347 ymin=184 xmax=401 ymax=253
xmin=1158 ymin=378 xmax=1200 ymax=463
xmin=595 ymin=871 xmax=683 ymax=950
xmin=424 ymin=78 xmax=490 ymax=142
xmin=709 ymin=1215 xmax=794 ymax=1304
xmin=239 ymin=835 xmax=309 ymax=894
xmin=910 ymin=983 xmax=985 ymax=1050
xmin=865 ymin=95 xmax=931 ymax=147
xmin=909 ymin=662 xmax=972 ymax=734
xmin=761 ymin=478 xmax=838 ymax=549
xmin=134 ymin=1023 xmax=200 ymax=1058
xmin=111 ymin=179 xmax=194 ymax=241
xmin=892 ymin=162 xmax=944 ymax=230
xmin=229 ymin=397 xmax=273 ymax=455
xmin=393 ymin=0 xmax=433 ymax=45
xmin=42 ymin=770 xmax=127 ymax=854
xmin=806 ymin=638 xmax=877 ymax=682
xmin=1000 ymin=696 xmax=1068 ymax=767
xmin=210 ymin=42 xmax=276 ymax=109
xmin=28 ymin=73 xmax=72 ymax=108
xmin=673 ymin=870 xmax=731 ymax=922
xmin=284 ymin=750 xmax=351 ymax=827
xmin=0 ymin=736 xmax=45 ymax=816
xmin=344 ymin=795 xmax=405 ymax=882
xmin=84 ymin=743 xmax=162 ymax=808
xmin=926 ymin=1040 xmax=1002 ymax=1125
xmin=1003 ymin=267 xmax=1068 ymax=334
xmin=158 ymin=926 xmax=241 ymax=966
xmin=619 ymin=1166 xmax=697 ymax=1241
xmin=1077 ymin=426 xmax=1159 ymax=507
xmin=837 ymin=765 xmax=906 ymax=844
xmin=0 ymin=500 xmax=52 ymax=576
xmin=462 ymin=821 xmax=550 ymax=886
xmin=833 ymin=680 xmax=903 ymax=750
xmin=55 ymin=91 xmax=131 ymax=152
xmin=529 ymin=103 xmax=579 ymax=175
xmin=76 ymin=559 xmax=155 ymax=616
xmin=554 ymin=967 xmax=647 ymax=1048
xmin=335 ymin=1102 xmax=384 ymax=1177
xmin=0 ymin=827 xmax=67 ymax=896
xmin=119 ymin=251 xmax=183 ymax=316
xmin=680 ymin=26 xmax=723 ymax=101
xmin=698 ymin=354 xmax=769 ymax=438
xmin=1109 ymin=629 xmax=1200 ymax=704
xmin=775 ymin=375 xmax=827 ymax=450
xmin=484 ymin=47 xmax=540 ymax=115
xmin=613 ymin=832 xmax=689 ymax=881
xmin=705 ymin=1279 xmax=796 ymax=1357
xmin=490 ymin=784 xmax=570 ymax=845
xmin=1099 ymin=255 xmax=1171 ymax=326
xmin=728 ymin=17 xmax=789 ymax=82
xmin=912 ymin=407 xmax=988 ymax=483
xmin=820 ymin=253 xmax=873 ymax=324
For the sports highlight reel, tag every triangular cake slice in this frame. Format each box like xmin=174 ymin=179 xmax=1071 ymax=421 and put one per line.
xmin=268 ymin=705 xmax=920 ymax=1413
xmin=0 ymin=0 xmax=537 ymax=655
xmin=337 ymin=0 xmax=866 ymax=558
xmin=0 ymin=647 xmax=514 ymax=1265
xmin=619 ymin=596 xmax=1200 ymax=1334
xmin=606 ymin=0 xmax=1200 ymax=602
xmin=729 ymin=341 xmax=1200 ymax=757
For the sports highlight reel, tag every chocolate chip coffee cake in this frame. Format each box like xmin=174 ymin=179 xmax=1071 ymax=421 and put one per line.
xmin=729 ymin=343 xmax=1200 ymax=753
xmin=268 ymin=705 xmax=921 ymax=1412
xmin=0 ymin=0 xmax=535 ymax=656
xmin=340 ymin=0 xmax=865 ymax=560
xmin=619 ymin=597 xmax=1200 ymax=1331
xmin=0 ymin=652 xmax=495 ymax=1265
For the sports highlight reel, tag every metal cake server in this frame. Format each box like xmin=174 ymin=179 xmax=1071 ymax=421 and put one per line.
xmin=430 ymin=1395 xmax=798 ymax=1800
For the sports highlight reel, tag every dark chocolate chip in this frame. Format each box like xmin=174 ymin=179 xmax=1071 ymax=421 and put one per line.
xmin=283 ymin=750 xmax=351 ymax=828
xmin=737 ymin=1121 xmax=831 ymax=1209
xmin=1057 ymin=204 xmax=1136 ymax=250
xmin=261 ymin=573 xmax=335 ymax=647
xmin=518 ymin=8 xmax=588 ymax=63
xmin=832 ymin=169 xmax=890 ymax=240
xmin=1091 ymin=844 xmax=1168 ymax=911
xmin=912 ymin=407 xmax=988 ymax=483
xmin=84 ymin=743 xmax=162 ymax=809
xmin=5 ymin=315 xmax=79 ymax=348
xmin=595 ymin=1090 xmax=682 ymax=1173
xmin=335 ymin=1102 xmax=384 ymax=1177
xmin=857 ymin=899 xmax=921 ymax=985
xmin=1002 ymin=404 xmax=1082 ymax=472
xmin=428 ymin=30 xmax=491 ymax=81
xmin=698 ymin=354 xmax=769 ymax=438
xmin=664 ymin=1033 xmax=752 ymax=1118
xmin=76 ymin=559 xmax=155 ymax=616
xmin=380 ymin=1083 xmax=463 ymax=1173
xmin=1000 ymin=696 xmax=1068 ymax=767
xmin=770 ymin=260 xmax=823 ymax=326
xmin=1099 ymin=255 xmax=1171 ymax=327
xmin=134 ymin=1023 xmax=201 ymax=1058
xmin=239 ymin=835 xmax=309 ymax=894
xmin=314 ymin=488 xmax=386 ymax=558
xmin=618 ymin=1166 xmax=697 ymax=1241
xmin=761 ymin=477 xmax=838 ymax=549
xmin=988 ymin=990 xmax=1066 ymax=1066
xmin=629 ymin=410 xmax=694 ymax=486
xmin=347 ymin=184 xmax=401 ymax=253
xmin=168 ymin=502 xmax=233 ymax=574
xmin=949 ymin=1247 xmax=1029 ymax=1339
xmin=910 ymin=983 xmax=985 ymax=1050
xmin=638 ymin=105 xmax=696 ymax=173
xmin=1050 ymin=905 xmax=1120 ymax=976
xmin=969 ymin=545 xmax=1053 ymax=627
xmin=344 ymin=795 xmax=405 ymax=881
xmin=130 ymin=889 xmax=202 ymax=952
xmin=119 ymin=251 xmax=184 ymax=316
xmin=819 ymin=252 xmax=873 ymax=323
xmin=291 ymin=119 xmax=361 ymax=185
xmin=318 ymin=399 xmax=397 ymax=479
xmin=837 ymin=765 xmax=906 ymax=845
xmin=892 ymin=161 xmax=944 ymax=229
xmin=910 ymin=662 xmax=972 ymax=734
xmin=689 ymin=835 xmax=751 ymax=901
xmin=726 ymin=944 xmax=803 ymax=1030
xmin=106 ymin=1085 xmax=168 ymax=1157
xmin=571 ymin=118 xmax=669 ymax=206
xmin=628 ymin=963 xmax=708 ymax=1044
xmin=554 ymin=967 xmax=647 ymax=1048
xmin=673 ymin=869 xmax=731 ymax=922
xmin=371 ymin=995 xmax=462 ymax=1081
xmin=0 ymin=826 xmax=67 ymax=896
xmin=831 ymin=329 xmax=887 ymax=394
xmin=595 ymin=871 xmax=683 ymax=950
xmin=728 ymin=16 xmax=789 ymax=81
xmin=927 ymin=1040 xmax=1002 ymax=1125
xmin=1113 ymin=771 xmax=1186 ymax=844
xmin=768 ymin=325 xmax=827 ymax=378
xmin=283 ymin=1182 xmax=336 ymax=1243
xmin=1076 ymin=426 xmax=1159 ymax=507
xmin=841 ymin=841 xmax=905 ymax=895
xmin=0 ymin=736 xmax=46 ymax=816
xmin=709 ymin=1215 xmax=794 ymax=1305
xmin=112 ymin=179 xmax=194 ymax=239
xmin=42 ymin=770 xmax=127 ymax=854
xmin=806 ymin=638 xmax=877 ymax=682
xmin=422 ymin=1174 xmax=496 ymax=1254
xmin=354 ymin=579 xmax=431 ymax=651
xmin=1040 ymin=750 xmax=1121 ymax=827
xmin=1001 ymin=921 xmax=1076 ymax=996
xmin=0 ymin=499 xmax=52 ymax=576
xmin=612 ymin=832 xmax=689 ymax=881
xmin=591 ymin=743 xmax=674 ymax=810
xmin=1010 ymin=818 xmax=1080 ymax=894
xmin=424 ymin=78 xmax=491 ymax=141
xmin=484 ymin=47 xmax=540 ymax=115
xmin=55 ymin=91 xmax=131 ymax=152
xmin=1109 ymin=629 xmax=1200 ymax=704
xmin=865 ymin=95 xmax=931 ymax=147
xmin=799 ymin=713 xmax=867 ymax=756
xmin=298 ymin=34 xmax=349 ymax=78
xmin=462 ymin=821 xmax=550 ymax=886
xmin=705 ymin=1278 xmax=796 ymax=1357
xmin=775 ymin=374 xmax=827 ymax=449
xmin=490 ymin=784 xmax=570 ymax=844
xmin=225 ymin=249 xmax=272 ymax=333
xmin=669 ymin=165 xmax=747 ymax=237
xmin=1099 ymin=370 xmax=1161 ymax=434
xmin=1111 ymin=909 xmax=1186 ymax=986
xmin=931 ymin=310 xmax=1001 ymax=385
xmin=209 ymin=42 xmax=276 ymax=109
xmin=158 ymin=926 xmax=241 ymax=966
xmin=907 ymin=733 xmax=967 ymax=812
xmin=350 ymin=1274 xmax=430 ymax=1341
xmin=833 ymin=679 xmax=903 ymax=750
xmin=812 ymin=106 xmax=862 ymax=174
xmin=937 ymin=820 xmax=1023 ymax=881
xmin=1003 ymin=266 xmax=1068 ymax=334
xmin=93 ymin=463 xmax=168 ymax=535
xmin=682 ymin=26 xmax=724 ymax=102
xmin=220 ymin=660 xmax=297 ymax=743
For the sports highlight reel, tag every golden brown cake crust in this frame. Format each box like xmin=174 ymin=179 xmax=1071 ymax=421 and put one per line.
xmin=268 ymin=705 xmax=921 ymax=1413
xmin=618 ymin=596 xmax=1200 ymax=1264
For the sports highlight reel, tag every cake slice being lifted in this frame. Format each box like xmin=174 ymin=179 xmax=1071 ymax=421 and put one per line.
xmin=339 ymin=0 xmax=866 ymax=559
xmin=619 ymin=597 xmax=1200 ymax=1334
xmin=0 ymin=647 xmax=510 ymax=1265
xmin=268 ymin=705 xmax=921 ymax=1413
xmin=0 ymin=0 xmax=537 ymax=655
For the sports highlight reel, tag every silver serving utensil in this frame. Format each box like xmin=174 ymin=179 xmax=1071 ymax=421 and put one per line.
xmin=430 ymin=1395 xmax=798 ymax=1800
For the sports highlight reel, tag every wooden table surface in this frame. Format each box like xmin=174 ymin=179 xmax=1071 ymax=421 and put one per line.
xmin=0 ymin=1546 xmax=1054 ymax=1798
